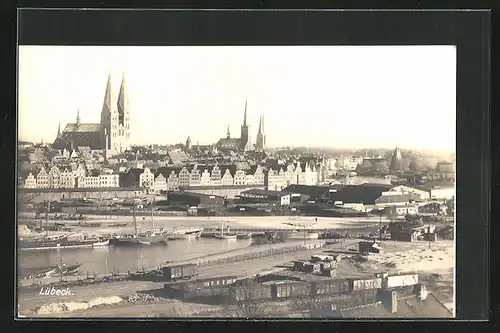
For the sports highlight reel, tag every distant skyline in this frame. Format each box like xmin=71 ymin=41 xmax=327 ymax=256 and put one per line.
xmin=18 ymin=46 xmax=456 ymax=151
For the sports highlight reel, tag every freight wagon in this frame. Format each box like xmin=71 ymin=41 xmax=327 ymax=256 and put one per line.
xmin=230 ymin=284 xmax=273 ymax=301
xmin=311 ymin=279 xmax=351 ymax=297
xmin=163 ymin=263 xmax=198 ymax=281
xmin=386 ymin=273 xmax=418 ymax=288
xmin=350 ymin=277 xmax=383 ymax=291
xmin=164 ymin=275 xmax=239 ymax=300
xmin=271 ymin=281 xmax=311 ymax=299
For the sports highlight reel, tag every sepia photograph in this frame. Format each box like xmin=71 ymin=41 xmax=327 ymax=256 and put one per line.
xmin=17 ymin=45 xmax=456 ymax=319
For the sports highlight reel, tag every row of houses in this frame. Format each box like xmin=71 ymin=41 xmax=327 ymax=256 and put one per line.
xmin=23 ymin=165 xmax=120 ymax=189
xmin=137 ymin=161 xmax=325 ymax=193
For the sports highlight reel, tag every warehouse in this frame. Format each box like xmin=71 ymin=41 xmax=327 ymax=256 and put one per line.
xmin=328 ymin=184 xmax=394 ymax=205
xmin=239 ymin=189 xmax=282 ymax=202
xmin=167 ymin=191 xmax=225 ymax=209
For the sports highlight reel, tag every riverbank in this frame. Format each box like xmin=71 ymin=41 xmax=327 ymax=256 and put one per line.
xmin=18 ymin=239 xmax=327 ymax=288
xmin=19 ymin=214 xmax=389 ymax=236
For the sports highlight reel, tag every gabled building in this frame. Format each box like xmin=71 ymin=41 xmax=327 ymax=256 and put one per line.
xmin=24 ymin=172 xmax=37 ymax=188
xmin=139 ymin=167 xmax=155 ymax=188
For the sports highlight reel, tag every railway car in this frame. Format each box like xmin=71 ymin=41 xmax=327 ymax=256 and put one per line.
xmin=270 ymin=281 xmax=311 ymax=300
xmin=349 ymin=277 xmax=383 ymax=292
xmin=230 ymin=284 xmax=273 ymax=302
xmin=164 ymin=275 xmax=239 ymax=301
xmin=385 ymin=273 xmax=418 ymax=288
xmin=162 ymin=263 xmax=198 ymax=281
xmin=311 ymin=279 xmax=351 ymax=297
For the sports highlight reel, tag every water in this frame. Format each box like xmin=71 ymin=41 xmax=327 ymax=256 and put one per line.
xmin=18 ymin=238 xmax=253 ymax=277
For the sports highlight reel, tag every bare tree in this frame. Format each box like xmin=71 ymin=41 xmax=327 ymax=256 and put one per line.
xmin=231 ymin=279 xmax=268 ymax=318
xmin=154 ymin=302 xmax=190 ymax=318
xmin=292 ymin=295 xmax=331 ymax=318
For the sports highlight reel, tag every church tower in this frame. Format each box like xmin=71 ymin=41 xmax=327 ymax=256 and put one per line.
xmin=240 ymin=99 xmax=249 ymax=148
xmin=226 ymin=125 xmax=231 ymax=139
xmin=100 ymin=72 xmax=130 ymax=156
xmin=389 ymin=146 xmax=403 ymax=172
xmin=255 ymin=114 xmax=265 ymax=150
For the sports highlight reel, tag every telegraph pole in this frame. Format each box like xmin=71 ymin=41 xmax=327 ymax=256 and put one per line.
xmin=379 ymin=212 xmax=382 ymax=241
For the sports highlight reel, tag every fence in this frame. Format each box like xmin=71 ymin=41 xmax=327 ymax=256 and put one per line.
xmin=196 ymin=242 xmax=327 ymax=267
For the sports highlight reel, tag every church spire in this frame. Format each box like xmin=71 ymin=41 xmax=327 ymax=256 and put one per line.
xmin=258 ymin=115 xmax=263 ymax=134
xmin=243 ymin=99 xmax=247 ymax=126
xmin=226 ymin=125 xmax=231 ymax=139
xmin=103 ymin=71 xmax=114 ymax=110
xmin=118 ymin=72 xmax=127 ymax=113
xmin=76 ymin=109 xmax=81 ymax=127
xmin=57 ymin=121 xmax=61 ymax=138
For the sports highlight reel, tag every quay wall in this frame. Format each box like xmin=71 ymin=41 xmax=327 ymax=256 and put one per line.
xmin=18 ymin=188 xmax=144 ymax=204
xmin=182 ymin=185 xmax=265 ymax=199
xmin=18 ymin=185 xmax=265 ymax=203
xmin=195 ymin=242 xmax=327 ymax=267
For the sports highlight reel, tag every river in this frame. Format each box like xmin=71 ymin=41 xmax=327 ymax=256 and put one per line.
xmin=18 ymin=238 xmax=253 ymax=277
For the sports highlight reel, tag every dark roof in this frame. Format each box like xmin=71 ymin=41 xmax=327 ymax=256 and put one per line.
xmin=53 ymin=123 xmax=102 ymax=150
xmin=328 ymin=184 xmax=394 ymax=205
xmin=240 ymin=189 xmax=282 ymax=197
xmin=172 ymin=191 xmax=225 ymax=199
xmin=216 ymin=138 xmax=244 ymax=150
xmin=332 ymin=293 xmax=453 ymax=318
xmin=63 ymin=123 xmax=101 ymax=132
xmin=375 ymin=194 xmax=416 ymax=204
xmin=281 ymin=185 xmax=330 ymax=200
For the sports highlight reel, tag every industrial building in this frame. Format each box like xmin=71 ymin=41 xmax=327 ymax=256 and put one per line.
xmin=167 ymin=191 xmax=225 ymax=209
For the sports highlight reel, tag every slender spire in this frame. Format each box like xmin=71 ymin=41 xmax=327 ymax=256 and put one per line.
xmin=226 ymin=125 xmax=231 ymax=138
xmin=103 ymin=71 xmax=115 ymax=111
xmin=258 ymin=115 xmax=263 ymax=134
xmin=76 ymin=109 xmax=81 ymax=126
xmin=118 ymin=72 xmax=127 ymax=114
xmin=57 ymin=122 xmax=61 ymax=137
xmin=243 ymin=99 xmax=247 ymax=126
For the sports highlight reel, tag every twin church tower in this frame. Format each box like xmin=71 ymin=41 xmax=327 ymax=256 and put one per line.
xmin=53 ymin=72 xmax=266 ymax=156
xmin=54 ymin=72 xmax=131 ymax=157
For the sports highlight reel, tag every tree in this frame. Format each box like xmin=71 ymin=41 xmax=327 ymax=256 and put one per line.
xmin=292 ymin=295 xmax=331 ymax=318
xmin=231 ymin=279 xmax=268 ymax=318
xmin=154 ymin=302 xmax=190 ymax=317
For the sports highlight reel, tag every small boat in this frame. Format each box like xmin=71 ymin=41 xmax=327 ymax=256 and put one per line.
xmin=236 ymin=232 xmax=253 ymax=239
xmin=110 ymin=223 xmax=128 ymax=227
xmin=168 ymin=227 xmax=204 ymax=240
xmin=287 ymin=231 xmax=320 ymax=240
xmin=58 ymin=263 xmax=81 ymax=276
xmin=19 ymin=235 xmax=109 ymax=251
xmin=23 ymin=266 xmax=59 ymax=279
xmin=214 ymin=223 xmax=237 ymax=240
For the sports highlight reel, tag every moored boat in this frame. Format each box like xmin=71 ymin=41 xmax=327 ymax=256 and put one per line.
xmin=168 ymin=227 xmax=204 ymax=240
xmin=236 ymin=232 xmax=253 ymax=239
xmin=113 ymin=199 xmax=168 ymax=246
xmin=214 ymin=223 xmax=237 ymax=240
xmin=19 ymin=237 xmax=110 ymax=251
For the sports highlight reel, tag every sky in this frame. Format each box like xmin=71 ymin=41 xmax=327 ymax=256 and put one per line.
xmin=18 ymin=45 xmax=456 ymax=151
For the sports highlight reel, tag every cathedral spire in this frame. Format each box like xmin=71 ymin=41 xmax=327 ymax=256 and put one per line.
xmin=258 ymin=115 xmax=263 ymax=134
xmin=226 ymin=125 xmax=231 ymax=139
xmin=76 ymin=109 xmax=81 ymax=127
xmin=118 ymin=72 xmax=127 ymax=113
xmin=103 ymin=71 xmax=114 ymax=110
xmin=57 ymin=121 xmax=61 ymax=138
xmin=243 ymin=99 xmax=247 ymax=126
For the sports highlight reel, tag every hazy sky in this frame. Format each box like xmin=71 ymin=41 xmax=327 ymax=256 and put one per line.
xmin=18 ymin=45 xmax=456 ymax=150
